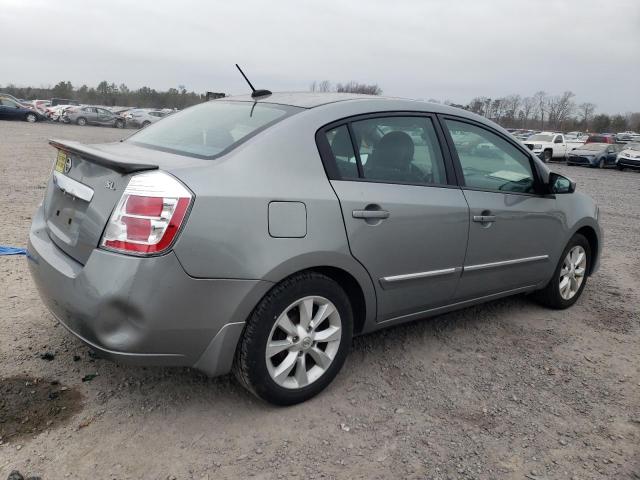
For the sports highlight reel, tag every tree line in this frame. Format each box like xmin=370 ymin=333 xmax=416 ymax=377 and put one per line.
xmin=309 ymin=80 xmax=639 ymax=133
xmin=3 ymin=79 xmax=638 ymax=133
xmin=1 ymin=81 xmax=205 ymax=109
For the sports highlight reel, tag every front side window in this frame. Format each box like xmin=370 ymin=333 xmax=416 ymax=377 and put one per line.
xmin=129 ymin=101 xmax=301 ymax=158
xmin=445 ymin=120 xmax=535 ymax=194
xmin=349 ymin=116 xmax=447 ymax=185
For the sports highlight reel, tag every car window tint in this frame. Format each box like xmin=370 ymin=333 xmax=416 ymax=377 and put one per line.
xmin=325 ymin=125 xmax=359 ymax=179
xmin=129 ymin=101 xmax=300 ymax=158
xmin=350 ymin=116 xmax=447 ymax=185
xmin=446 ymin=120 xmax=535 ymax=194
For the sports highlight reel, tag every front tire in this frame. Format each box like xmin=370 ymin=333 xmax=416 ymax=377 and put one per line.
xmin=598 ymin=158 xmax=605 ymax=169
xmin=115 ymin=119 xmax=124 ymax=129
xmin=234 ymin=272 xmax=353 ymax=405
xmin=543 ymin=150 xmax=552 ymax=163
xmin=533 ymin=234 xmax=591 ymax=309
xmin=76 ymin=117 xmax=87 ymax=126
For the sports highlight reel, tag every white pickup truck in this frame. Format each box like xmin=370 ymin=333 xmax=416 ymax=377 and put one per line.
xmin=523 ymin=132 xmax=584 ymax=162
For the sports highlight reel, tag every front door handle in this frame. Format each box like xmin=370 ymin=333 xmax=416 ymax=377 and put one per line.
xmin=353 ymin=209 xmax=390 ymax=219
xmin=473 ymin=215 xmax=496 ymax=223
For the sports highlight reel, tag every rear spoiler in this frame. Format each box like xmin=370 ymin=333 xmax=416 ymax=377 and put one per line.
xmin=49 ymin=139 xmax=158 ymax=174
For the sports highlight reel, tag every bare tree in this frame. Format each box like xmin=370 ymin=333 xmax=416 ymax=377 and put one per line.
xmin=533 ymin=91 xmax=547 ymax=130
xmin=546 ymin=91 xmax=575 ymax=130
xmin=578 ymin=102 xmax=596 ymax=130
xmin=310 ymin=80 xmax=332 ymax=93
xmin=501 ymin=94 xmax=521 ymax=126
xmin=520 ymin=96 xmax=536 ymax=128
xmin=335 ymin=81 xmax=382 ymax=95
xmin=467 ymin=97 xmax=485 ymax=115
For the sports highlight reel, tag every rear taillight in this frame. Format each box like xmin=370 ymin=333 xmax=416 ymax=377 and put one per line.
xmin=100 ymin=171 xmax=192 ymax=255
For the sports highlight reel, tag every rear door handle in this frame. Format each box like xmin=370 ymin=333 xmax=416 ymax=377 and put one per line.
xmin=352 ymin=209 xmax=390 ymax=219
xmin=473 ymin=215 xmax=496 ymax=223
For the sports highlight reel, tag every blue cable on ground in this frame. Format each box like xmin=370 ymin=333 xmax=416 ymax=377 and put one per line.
xmin=0 ymin=246 xmax=27 ymax=256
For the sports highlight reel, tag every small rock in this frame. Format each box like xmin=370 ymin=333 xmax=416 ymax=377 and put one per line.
xmin=237 ymin=454 xmax=248 ymax=461
xmin=40 ymin=352 xmax=55 ymax=361
xmin=559 ymin=438 xmax=568 ymax=446
xmin=395 ymin=408 xmax=405 ymax=414
xmin=73 ymin=355 xmax=81 ymax=362
xmin=15 ymin=444 xmax=23 ymax=451
xmin=340 ymin=423 xmax=350 ymax=432
xmin=81 ymin=373 xmax=98 ymax=382
xmin=7 ymin=471 xmax=24 ymax=480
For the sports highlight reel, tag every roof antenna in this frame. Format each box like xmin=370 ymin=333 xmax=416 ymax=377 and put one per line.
xmin=235 ymin=64 xmax=272 ymax=98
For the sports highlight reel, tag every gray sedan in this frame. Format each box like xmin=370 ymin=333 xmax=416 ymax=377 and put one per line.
xmin=27 ymin=93 xmax=602 ymax=405
xmin=64 ymin=105 xmax=125 ymax=128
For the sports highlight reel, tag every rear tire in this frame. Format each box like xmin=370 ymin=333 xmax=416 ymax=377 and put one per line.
xmin=533 ymin=234 xmax=591 ymax=309
xmin=233 ymin=272 xmax=353 ymax=405
xmin=76 ymin=117 xmax=87 ymax=126
xmin=115 ymin=119 xmax=124 ymax=129
xmin=598 ymin=158 xmax=605 ymax=169
xmin=142 ymin=121 xmax=151 ymax=128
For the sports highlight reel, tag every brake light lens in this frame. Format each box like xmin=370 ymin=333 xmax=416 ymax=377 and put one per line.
xmin=100 ymin=171 xmax=192 ymax=255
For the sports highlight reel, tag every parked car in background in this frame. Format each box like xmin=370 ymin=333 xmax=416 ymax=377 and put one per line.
xmin=585 ymin=134 xmax=616 ymax=144
xmin=0 ymin=92 xmax=32 ymax=108
xmin=50 ymin=98 xmax=80 ymax=107
xmin=0 ymin=96 xmax=45 ymax=122
xmin=27 ymin=93 xmax=602 ymax=405
xmin=125 ymin=109 xmax=168 ymax=128
xmin=615 ymin=132 xmax=637 ymax=143
xmin=567 ymin=143 xmax=622 ymax=168
xmin=45 ymin=105 xmax=77 ymax=122
xmin=523 ymin=132 xmax=571 ymax=162
xmin=63 ymin=105 xmax=125 ymax=128
xmin=616 ymin=142 xmax=640 ymax=170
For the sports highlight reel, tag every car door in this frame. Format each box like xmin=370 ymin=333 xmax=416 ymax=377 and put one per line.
xmin=96 ymin=108 xmax=112 ymax=125
xmin=317 ymin=114 xmax=469 ymax=323
xmin=606 ymin=145 xmax=618 ymax=164
xmin=441 ymin=117 xmax=564 ymax=300
xmin=0 ymin=98 xmax=21 ymax=119
xmin=553 ymin=134 xmax=566 ymax=158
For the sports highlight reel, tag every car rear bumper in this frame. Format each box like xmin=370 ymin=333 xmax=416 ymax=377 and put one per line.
xmin=27 ymin=205 xmax=272 ymax=376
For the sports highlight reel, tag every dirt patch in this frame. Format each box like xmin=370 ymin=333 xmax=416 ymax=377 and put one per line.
xmin=0 ymin=376 xmax=83 ymax=444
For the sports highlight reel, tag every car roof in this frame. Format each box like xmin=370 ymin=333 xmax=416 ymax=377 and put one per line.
xmin=221 ymin=92 xmax=381 ymax=108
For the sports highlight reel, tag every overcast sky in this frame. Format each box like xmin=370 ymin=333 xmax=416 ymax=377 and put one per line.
xmin=1 ymin=0 xmax=639 ymax=113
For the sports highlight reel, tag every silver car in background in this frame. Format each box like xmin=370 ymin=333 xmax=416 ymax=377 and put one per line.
xmin=125 ymin=109 xmax=168 ymax=128
xmin=64 ymin=105 xmax=125 ymax=128
xmin=27 ymin=93 xmax=602 ymax=405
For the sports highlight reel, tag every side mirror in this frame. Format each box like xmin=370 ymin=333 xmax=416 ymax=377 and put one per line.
xmin=549 ymin=172 xmax=575 ymax=194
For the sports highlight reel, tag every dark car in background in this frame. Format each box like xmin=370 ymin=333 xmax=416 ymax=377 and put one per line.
xmin=567 ymin=143 xmax=622 ymax=168
xmin=0 ymin=96 xmax=45 ymax=123
xmin=63 ymin=105 xmax=125 ymax=128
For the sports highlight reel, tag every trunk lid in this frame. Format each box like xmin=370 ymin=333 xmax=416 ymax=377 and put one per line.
xmin=43 ymin=140 xmax=161 ymax=264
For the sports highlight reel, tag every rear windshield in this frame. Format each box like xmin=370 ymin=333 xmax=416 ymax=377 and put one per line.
xmin=128 ymin=101 xmax=301 ymax=158
xmin=528 ymin=134 xmax=553 ymax=142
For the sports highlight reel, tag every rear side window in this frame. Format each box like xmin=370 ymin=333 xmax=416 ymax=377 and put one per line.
xmin=445 ymin=120 xmax=535 ymax=194
xmin=325 ymin=125 xmax=359 ymax=179
xmin=324 ymin=116 xmax=448 ymax=186
xmin=129 ymin=101 xmax=301 ymax=158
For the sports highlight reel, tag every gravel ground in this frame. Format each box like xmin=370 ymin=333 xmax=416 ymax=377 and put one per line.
xmin=0 ymin=121 xmax=638 ymax=480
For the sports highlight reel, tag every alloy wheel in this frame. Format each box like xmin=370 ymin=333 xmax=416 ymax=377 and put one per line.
xmin=265 ymin=296 xmax=342 ymax=389
xmin=559 ymin=245 xmax=587 ymax=300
